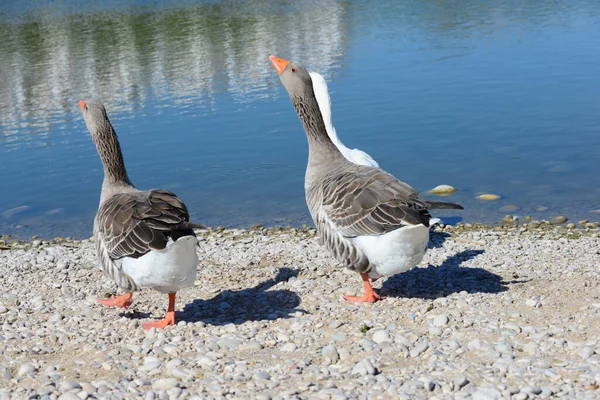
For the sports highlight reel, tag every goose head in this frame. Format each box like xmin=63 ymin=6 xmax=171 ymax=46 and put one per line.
xmin=79 ymin=100 xmax=112 ymax=140
xmin=269 ymin=55 xmax=315 ymax=99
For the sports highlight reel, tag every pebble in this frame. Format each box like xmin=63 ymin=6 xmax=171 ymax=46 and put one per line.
xmin=428 ymin=185 xmax=457 ymax=195
xmin=60 ymin=380 xmax=82 ymax=391
xmin=280 ymin=343 xmax=297 ymax=352
xmin=254 ymin=371 xmax=271 ymax=380
xmin=17 ymin=363 xmax=36 ymax=377
xmin=499 ymin=205 xmax=520 ymax=213
xmin=372 ymin=330 xmax=391 ymax=344
xmin=217 ymin=337 xmax=242 ymax=350
xmin=410 ymin=342 xmax=429 ymax=358
xmin=58 ymin=394 xmax=81 ymax=400
xmin=433 ymin=314 xmax=449 ymax=327
xmin=0 ymin=227 xmax=597 ymax=399
xmin=152 ymin=378 xmax=178 ymax=391
xmin=477 ymin=194 xmax=500 ymax=201
xmin=322 ymin=344 xmax=339 ymax=363
xmin=550 ymin=216 xmax=568 ymax=225
xmin=351 ymin=359 xmax=376 ymax=376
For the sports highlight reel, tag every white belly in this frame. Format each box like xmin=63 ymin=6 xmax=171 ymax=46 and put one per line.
xmin=120 ymin=236 xmax=199 ymax=293
xmin=352 ymin=224 xmax=430 ymax=279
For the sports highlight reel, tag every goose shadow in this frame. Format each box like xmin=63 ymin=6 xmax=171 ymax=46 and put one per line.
xmin=428 ymin=230 xmax=452 ymax=249
xmin=179 ymin=267 xmax=302 ymax=325
xmin=380 ymin=249 xmax=511 ymax=299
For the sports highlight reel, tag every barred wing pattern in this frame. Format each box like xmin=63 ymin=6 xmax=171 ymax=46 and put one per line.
xmin=93 ymin=189 xmax=195 ymax=291
xmin=307 ymin=166 xmax=434 ymax=274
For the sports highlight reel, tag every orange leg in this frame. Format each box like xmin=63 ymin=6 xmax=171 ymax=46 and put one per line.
xmin=97 ymin=292 xmax=133 ymax=308
xmin=343 ymin=273 xmax=385 ymax=303
xmin=143 ymin=292 xmax=176 ymax=330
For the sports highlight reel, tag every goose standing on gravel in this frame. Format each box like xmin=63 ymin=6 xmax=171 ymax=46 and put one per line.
xmin=79 ymin=100 xmax=203 ymax=329
xmin=269 ymin=56 xmax=463 ymax=302
xmin=309 ymin=72 xmax=379 ymax=168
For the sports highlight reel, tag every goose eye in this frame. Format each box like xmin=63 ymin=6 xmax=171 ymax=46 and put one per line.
xmin=291 ymin=67 xmax=296 ymax=72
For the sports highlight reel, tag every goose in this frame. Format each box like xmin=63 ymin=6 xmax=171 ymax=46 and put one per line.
xmin=309 ymin=71 xmax=379 ymax=168
xmin=269 ymin=56 xmax=463 ymax=302
xmin=79 ymin=100 xmax=203 ymax=329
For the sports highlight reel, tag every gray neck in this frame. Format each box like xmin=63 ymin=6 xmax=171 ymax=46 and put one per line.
xmin=92 ymin=120 xmax=134 ymax=200
xmin=290 ymin=91 xmax=345 ymax=168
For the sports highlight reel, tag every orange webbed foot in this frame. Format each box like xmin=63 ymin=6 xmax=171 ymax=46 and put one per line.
xmin=343 ymin=273 xmax=385 ymax=303
xmin=143 ymin=311 xmax=175 ymax=330
xmin=97 ymin=292 xmax=133 ymax=308
xmin=343 ymin=292 xmax=385 ymax=303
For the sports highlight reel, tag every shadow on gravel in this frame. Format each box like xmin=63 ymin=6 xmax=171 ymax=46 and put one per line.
xmin=381 ymin=249 xmax=510 ymax=299
xmin=180 ymin=267 xmax=303 ymax=325
xmin=428 ymin=231 xmax=453 ymax=249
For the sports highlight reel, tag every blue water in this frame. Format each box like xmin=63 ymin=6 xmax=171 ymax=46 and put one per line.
xmin=1 ymin=0 xmax=600 ymax=238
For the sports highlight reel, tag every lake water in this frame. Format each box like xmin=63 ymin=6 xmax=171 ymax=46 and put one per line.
xmin=1 ymin=0 xmax=600 ymax=239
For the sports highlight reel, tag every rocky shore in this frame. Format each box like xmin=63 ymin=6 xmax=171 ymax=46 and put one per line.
xmin=0 ymin=223 xmax=599 ymax=399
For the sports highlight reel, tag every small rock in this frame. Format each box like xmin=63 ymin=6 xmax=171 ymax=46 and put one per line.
xmin=152 ymin=378 xmax=178 ymax=391
xmin=410 ymin=341 xmax=429 ymax=358
xmin=477 ymin=194 xmax=500 ymax=201
xmin=351 ymin=358 xmax=377 ymax=376
xmin=579 ymin=346 xmax=595 ymax=360
xmin=322 ymin=345 xmax=339 ymax=363
xmin=58 ymin=394 xmax=81 ymax=400
xmin=372 ymin=330 xmax=391 ymax=344
xmin=550 ymin=216 xmax=568 ymax=225
xmin=280 ymin=343 xmax=297 ymax=352
xmin=523 ymin=342 xmax=539 ymax=355
xmin=217 ymin=337 xmax=242 ymax=350
xmin=331 ymin=332 xmax=347 ymax=342
xmin=17 ymin=363 xmax=36 ymax=377
xmin=499 ymin=205 xmax=520 ymax=213
xmin=197 ymin=357 xmax=216 ymax=368
xmin=433 ymin=314 xmax=450 ymax=327
xmin=526 ymin=299 xmax=539 ymax=307
xmin=429 ymin=185 xmax=458 ymax=195
xmin=60 ymin=380 xmax=82 ymax=391
xmin=254 ymin=371 xmax=271 ymax=380
xmin=454 ymin=375 xmax=468 ymax=389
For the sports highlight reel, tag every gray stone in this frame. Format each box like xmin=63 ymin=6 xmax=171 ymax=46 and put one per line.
xmin=321 ymin=344 xmax=339 ymax=363
xmin=372 ymin=330 xmax=391 ymax=344
xmin=433 ymin=314 xmax=449 ymax=327
xmin=351 ymin=358 xmax=376 ymax=376
xmin=254 ymin=371 xmax=271 ymax=380
xmin=152 ymin=378 xmax=178 ymax=391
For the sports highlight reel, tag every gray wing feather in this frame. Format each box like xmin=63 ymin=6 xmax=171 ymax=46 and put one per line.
xmin=317 ymin=167 xmax=432 ymax=238
xmin=94 ymin=189 xmax=197 ymax=291
xmin=96 ymin=189 xmax=194 ymax=260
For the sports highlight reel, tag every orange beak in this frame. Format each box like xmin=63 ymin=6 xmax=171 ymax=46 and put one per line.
xmin=269 ymin=55 xmax=290 ymax=75
xmin=79 ymin=100 xmax=86 ymax=110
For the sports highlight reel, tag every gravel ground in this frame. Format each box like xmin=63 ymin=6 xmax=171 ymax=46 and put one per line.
xmin=0 ymin=223 xmax=599 ymax=399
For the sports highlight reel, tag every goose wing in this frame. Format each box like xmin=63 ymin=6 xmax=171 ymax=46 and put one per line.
xmin=96 ymin=189 xmax=195 ymax=260
xmin=320 ymin=168 xmax=433 ymax=237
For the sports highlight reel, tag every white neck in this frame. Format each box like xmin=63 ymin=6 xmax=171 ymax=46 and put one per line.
xmin=309 ymin=72 xmax=351 ymax=153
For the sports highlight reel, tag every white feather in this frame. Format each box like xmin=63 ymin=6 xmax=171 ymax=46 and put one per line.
xmin=310 ymin=72 xmax=379 ymax=168
xmin=120 ymin=236 xmax=199 ymax=293
xmin=352 ymin=224 xmax=430 ymax=280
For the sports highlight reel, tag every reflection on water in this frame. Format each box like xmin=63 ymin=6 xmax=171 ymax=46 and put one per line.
xmin=1 ymin=0 xmax=600 ymax=238
xmin=0 ymin=0 xmax=345 ymax=139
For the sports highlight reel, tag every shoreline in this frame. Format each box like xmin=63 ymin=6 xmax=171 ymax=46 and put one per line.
xmin=0 ymin=223 xmax=599 ymax=398
xmin=2 ymin=214 xmax=600 ymax=247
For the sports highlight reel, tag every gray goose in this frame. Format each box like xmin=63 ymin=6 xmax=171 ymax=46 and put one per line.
xmin=79 ymin=100 xmax=203 ymax=329
xmin=269 ymin=56 xmax=463 ymax=302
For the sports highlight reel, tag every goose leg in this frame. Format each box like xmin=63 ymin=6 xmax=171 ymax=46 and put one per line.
xmin=143 ymin=292 xmax=176 ymax=330
xmin=343 ymin=273 xmax=385 ymax=303
xmin=97 ymin=292 xmax=133 ymax=308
